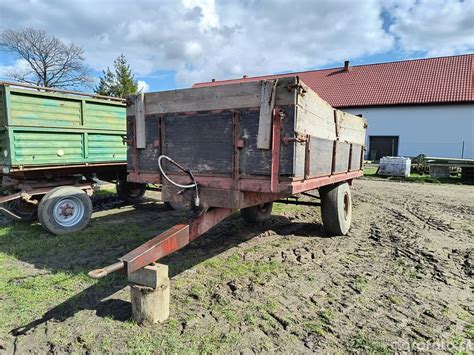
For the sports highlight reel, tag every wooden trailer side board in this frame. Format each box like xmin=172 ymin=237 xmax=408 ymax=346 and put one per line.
xmin=292 ymin=79 xmax=367 ymax=178
xmin=127 ymin=76 xmax=367 ymax=195
xmin=142 ymin=78 xmax=296 ymax=115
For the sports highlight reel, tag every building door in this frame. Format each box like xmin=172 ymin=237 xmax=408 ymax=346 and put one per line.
xmin=369 ymin=136 xmax=399 ymax=160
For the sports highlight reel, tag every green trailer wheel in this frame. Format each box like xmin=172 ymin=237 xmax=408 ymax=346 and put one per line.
xmin=38 ymin=186 xmax=92 ymax=235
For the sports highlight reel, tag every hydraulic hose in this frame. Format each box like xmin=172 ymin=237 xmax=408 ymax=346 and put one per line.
xmin=157 ymin=155 xmax=200 ymax=206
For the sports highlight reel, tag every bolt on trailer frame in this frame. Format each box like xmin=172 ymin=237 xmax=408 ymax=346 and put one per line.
xmin=0 ymin=81 xmax=146 ymax=234
xmin=90 ymin=76 xmax=367 ymax=279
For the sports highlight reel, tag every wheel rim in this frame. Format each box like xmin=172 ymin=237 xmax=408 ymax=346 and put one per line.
xmin=52 ymin=196 xmax=85 ymax=227
xmin=343 ymin=192 xmax=350 ymax=220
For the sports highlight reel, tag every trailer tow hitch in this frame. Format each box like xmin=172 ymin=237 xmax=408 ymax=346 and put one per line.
xmin=88 ymin=207 xmax=233 ymax=279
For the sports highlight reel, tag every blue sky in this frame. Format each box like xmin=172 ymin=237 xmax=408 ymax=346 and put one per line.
xmin=0 ymin=0 xmax=473 ymax=92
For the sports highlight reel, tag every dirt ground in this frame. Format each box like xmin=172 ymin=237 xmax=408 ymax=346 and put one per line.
xmin=0 ymin=179 xmax=473 ymax=353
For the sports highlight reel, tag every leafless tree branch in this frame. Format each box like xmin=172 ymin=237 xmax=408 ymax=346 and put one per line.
xmin=0 ymin=28 xmax=92 ymax=89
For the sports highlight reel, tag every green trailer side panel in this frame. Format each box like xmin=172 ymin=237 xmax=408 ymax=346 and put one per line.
xmin=88 ymin=134 xmax=126 ymax=162
xmin=12 ymin=131 xmax=83 ymax=165
xmin=0 ymin=87 xmax=5 ymax=127
xmin=10 ymin=92 xmax=82 ymax=127
xmin=0 ymin=83 xmax=126 ymax=169
xmin=0 ymin=130 xmax=6 ymax=165
xmin=85 ymin=102 xmax=126 ymax=131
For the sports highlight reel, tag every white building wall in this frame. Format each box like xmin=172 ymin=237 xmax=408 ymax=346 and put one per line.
xmin=344 ymin=104 xmax=474 ymax=159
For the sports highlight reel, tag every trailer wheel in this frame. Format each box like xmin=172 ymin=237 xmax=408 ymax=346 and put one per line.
xmin=116 ymin=181 xmax=146 ymax=203
xmin=320 ymin=182 xmax=352 ymax=236
xmin=240 ymin=202 xmax=273 ymax=223
xmin=38 ymin=186 xmax=92 ymax=235
xmin=5 ymin=199 xmax=38 ymax=222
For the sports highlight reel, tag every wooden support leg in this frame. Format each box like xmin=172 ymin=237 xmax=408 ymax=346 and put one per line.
xmin=129 ymin=264 xmax=170 ymax=324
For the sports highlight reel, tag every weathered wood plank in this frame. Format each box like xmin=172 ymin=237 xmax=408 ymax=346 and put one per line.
xmin=134 ymin=93 xmax=146 ymax=149
xmin=257 ymin=79 xmax=277 ymax=149
xmin=309 ymin=137 xmax=333 ymax=177
xmin=142 ymin=77 xmax=296 ymax=115
xmin=350 ymin=144 xmax=363 ymax=171
xmin=295 ymin=80 xmax=366 ymax=145
xmin=295 ymin=82 xmax=337 ymax=141
xmin=334 ymin=141 xmax=350 ymax=173
xmin=239 ymin=107 xmax=295 ymax=176
xmin=163 ymin=112 xmax=233 ymax=174
xmin=336 ymin=111 xmax=367 ymax=146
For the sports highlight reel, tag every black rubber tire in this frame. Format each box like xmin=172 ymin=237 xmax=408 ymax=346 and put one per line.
xmin=38 ymin=186 xmax=93 ymax=235
xmin=116 ymin=181 xmax=146 ymax=203
xmin=240 ymin=202 xmax=273 ymax=223
xmin=5 ymin=199 xmax=38 ymax=222
xmin=320 ymin=182 xmax=352 ymax=236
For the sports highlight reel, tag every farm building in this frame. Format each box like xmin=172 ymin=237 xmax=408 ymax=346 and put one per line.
xmin=194 ymin=54 xmax=474 ymax=160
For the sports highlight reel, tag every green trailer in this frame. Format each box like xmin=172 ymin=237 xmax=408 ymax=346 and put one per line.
xmin=0 ymin=82 xmax=146 ymax=234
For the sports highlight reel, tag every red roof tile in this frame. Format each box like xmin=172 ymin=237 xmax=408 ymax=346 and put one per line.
xmin=193 ymin=54 xmax=474 ymax=107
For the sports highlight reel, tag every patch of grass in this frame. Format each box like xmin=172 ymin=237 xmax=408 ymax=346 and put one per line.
xmin=272 ymin=202 xmax=305 ymax=214
xmin=340 ymin=254 xmax=361 ymax=264
xmin=318 ymin=309 xmax=333 ymax=325
xmin=221 ymin=307 xmax=238 ymax=322
xmin=465 ymin=320 xmax=474 ymax=339
xmin=124 ymin=326 xmax=241 ymax=354
xmin=188 ymin=283 xmax=207 ymax=300
xmin=363 ymin=165 xmax=463 ymax=185
xmin=0 ymin=262 xmax=93 ymax=334
xmin=304 ymin=321 xmax=326 ymax=336
xmin=364 ymin=165 xmax=378 ymax=176
xmin=202 ymin=254 xmax=283 ymax=283
xmin=93 ymin=184 xmax=117 ymax=197
xmin=354 ymin=275 xmax=368 ymax=292
xmin=387 ymin=294 xmax=402 ymax=305
xmin=244 ymin=311 xmax=257 ymax=325
xmin=349 ymin=331 xmax=392 ymax=354
xmin=266 ymin=299 xmax=277 ymax=311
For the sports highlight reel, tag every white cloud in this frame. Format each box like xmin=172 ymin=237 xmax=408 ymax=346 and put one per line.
xmin=0 ymin=59 xmax=30 ymax=79
xmin=385 ymin=0 xmax=474 ymax=56
xmin=0 ymin=0 xmax=472 ymax=87
xmin=137 ymin=80 xmax=149 ymax=93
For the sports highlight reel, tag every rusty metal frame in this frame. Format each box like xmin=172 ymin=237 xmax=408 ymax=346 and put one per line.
xmin=89 ymin=207 xmax=234 ymax=278
xmin=0 ymin=183 xmax=93 ymax=204
xmin=270 ymin=108 xmax=281 ymax=193
xmin=232 ymin=111 xmax=240 ymax=190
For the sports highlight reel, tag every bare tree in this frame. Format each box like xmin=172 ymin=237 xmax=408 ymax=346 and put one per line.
xmin=0 ymin=28 xmax=92 ymax=89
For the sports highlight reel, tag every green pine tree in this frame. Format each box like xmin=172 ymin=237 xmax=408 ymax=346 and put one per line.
xmin=95 ymin=54 xmax=138 ymax=98
xmin=95 ymin=67 xmax=115 ymax=96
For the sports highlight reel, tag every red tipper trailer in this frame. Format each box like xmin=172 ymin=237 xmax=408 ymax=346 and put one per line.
xmin=90 ymin=76 xmax=367 ymax=278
